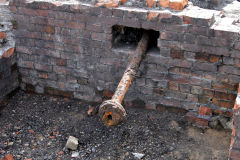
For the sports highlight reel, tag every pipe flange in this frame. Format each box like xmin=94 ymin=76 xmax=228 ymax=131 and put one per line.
xmin=98 ymin=100 xmax=126 ymax=126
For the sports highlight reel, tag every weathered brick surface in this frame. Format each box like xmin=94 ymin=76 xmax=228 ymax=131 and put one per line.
xmin=9 ymin=0 xmax=240 ymax=129
xmin=0 ymin=2 xmax=18 ymax=103
xmin=229 ymin=84 xmax=240 ymax=160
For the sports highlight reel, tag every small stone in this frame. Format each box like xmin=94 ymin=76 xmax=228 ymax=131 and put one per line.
xmin=24 ymin=143 xmax=29 ymax=147
xmin=8 ymin=142 xmax=14 ymax=146
xmin=71 ymin=152 xmax=80 ymax=158
xmin=132 ymin=152 xmax=145 ymax=159
xmin=97 ymin=86 xmax=103 ymax=91
xmin=169 ymin=146 xmax=175 ymax=151
xmin=16 ymin=155 xmax=21 ymax=159
xmin=91 ymin=147 xmax=96 ymax=152
xmin=219 ymin=116 xmax=232 ymax=130
xmin=2 ymin=154 xmax=14 ymax=160
xmin=65 ymin=136 xmax=79 ymax=150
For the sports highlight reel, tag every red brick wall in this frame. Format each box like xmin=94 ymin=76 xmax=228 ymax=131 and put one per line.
xmin=8 ymin=0 xmax=240 ymax=129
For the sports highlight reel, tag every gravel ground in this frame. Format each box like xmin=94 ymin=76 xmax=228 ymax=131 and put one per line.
xmin=0 ymin=91 xmax=231 ymax=160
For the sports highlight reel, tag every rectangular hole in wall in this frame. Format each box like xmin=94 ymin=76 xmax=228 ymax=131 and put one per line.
xmin=112 ymin=25 xmax=160 ymax=52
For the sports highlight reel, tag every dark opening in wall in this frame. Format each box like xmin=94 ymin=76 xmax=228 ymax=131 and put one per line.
xmin=112 ymin=25 xmax=159 ymax=51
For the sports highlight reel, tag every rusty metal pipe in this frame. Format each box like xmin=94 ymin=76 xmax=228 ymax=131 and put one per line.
xmin=99 ymin=32 xmax=149 ymax=126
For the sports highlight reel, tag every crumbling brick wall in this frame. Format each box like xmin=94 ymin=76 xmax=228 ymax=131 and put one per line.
xmin=9 ymin=0 xmax=240 ymax=128
xmin=0 ymin=2 xmax=18 ymax=103
xmin=229 ymin=83 xmax=240 ymax=159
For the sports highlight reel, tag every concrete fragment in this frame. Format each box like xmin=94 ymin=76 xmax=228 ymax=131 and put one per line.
xmin=219 ymin=116 xmax=232 ymax=130
xmin=132 ymin=152 xmax=145 ymax=159
xmin=71 ymin=152 xmax=80 ymax=158
xmin=65 ymin=136 xmax=79 ymax=150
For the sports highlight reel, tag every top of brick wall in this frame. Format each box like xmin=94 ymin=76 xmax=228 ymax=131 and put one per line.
xmin=10 ymin=0 xmax=240 ymax=34
xmin=96 ymin=0 xmax=188 ymax=11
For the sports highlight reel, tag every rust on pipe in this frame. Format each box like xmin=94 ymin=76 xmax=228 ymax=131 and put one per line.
xmin=99 ymin=32 xmax=149 ymax=126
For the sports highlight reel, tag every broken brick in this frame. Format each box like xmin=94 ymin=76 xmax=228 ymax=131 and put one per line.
xmin=2 ymin=154 xmax=14 ymax=160
xmin=169 ymin=0 xmax=188 ymax=10
xmin=146 ymin=0 xmax=158 ymax=8
xmin=159 ymin=0 xmax=169 ymax=8
xmin=198 ymin=106 xmax=212 ymax=116
xmin=2 ymin=48 xmax=15 ymax=58
xmin=0 ymin=32 xmax=6 ymax=39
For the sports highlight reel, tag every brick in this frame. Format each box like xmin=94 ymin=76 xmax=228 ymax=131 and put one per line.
xmin=181 ymin=43 xmax=201 ymax=53
xmin=212 ymin=109 xmax=233 ymax=117
xmin=120 ymin=0 xmax=128 ymax=4
xmin=92 ymin=32 xmax=108 ymax=41
xmin=35 ymin=63 xmax=52 ymax=72
xmin=146 ymin=0 xmax=158 ymax=7
xmin=183 ymin=33 xmax=196 ymax=44
xmin=193 ymin=62 xmax=217 ymax=72
xmin=203 ymin=89 xmax=214 ymax=97
xmin=184 ymin=51 xmax=195 ymax=60
xmin=195 ymin=52 xmax=209 ymax=62
xmin=231 ymin=50 xmax=240 ymax=59
xmin=18 ymin=60 xmax=34 ymax=69
xmin=39 ymin=72 xmax=48 ymax=79
xmin=56 ymin=59 xmax=67 ymax=66
xmin=96 ymin=0 xmax=119 ymax=7
xmin=159 ymin=0 xmax=169 ymax=7
xmin=45 ymin=25 xmax=55 ymax=34
xmin=183 ymin=16 xmax=192 ymax=24
xmin=168 ymin=74 xmax=189 ymax=83
xmin=219 ymin=65 xmax=240 ymax=76
xmin=169 ymin=59 xmax=192 ymax=68
xmin=0 ymin=32 xmax=6 ymax=39
xmin=198 ymin=106 xmax=211 ymax=116
xmin=37 ymin=9 xmax=50 ymax=17
xmin=30 ymin=17 xmax=48 ymax=25
xmin=153 ymin=88 xmax=165 ymax=95
xmin=185 ymin=111 xmax=209 ymax=127
xmin=18 ymin=7 xmax=37 ymax=16
xmin=235 ymin=42 xmax=240 ymax=51
xmin=202 ymin=46 xmax=229 ymax=56
xmin=67 ymin=22 xmax=85 ymax=29
xmin=16 ymin=46 xmax=32 ymax=55
xmin=159 ymin=47 xmax=170 ymax=57
xmin=179 ymin=83 xmax=191 ymax=93
xmin=45 ymin=87 xmax=73 ymax=98
xmin=168 ymin=81 xmax=178 ymax=91
xmin=2 ymin=48 xmax=15 ymax=58
xmin=212 ymin=82 xmax=238 ymax=91
xmin=160 ymin=31 xmax=181 ymax=41
xmin=191 ymin=86 xmax=202 ymax=94
xmin=199 ymin=95 xmax=212 ymax=104
xmin=147 ymin=12 xmax=159 ymax=21
xmin=186 ymin=94 xmax=198 ymax=102
xmin=170 ymin=49 xmax=184 ymax=59
xmin=214 ymin=91 xmax=236 ymax=101
xmin=212 ymin=98 xmax=234 ymax=109
xmin=53 ymin=66 xmax=67 ymax=75
xmin=209 ymin=55 xmax=221 ymax=63
xmin=169 ymin=0 xmax=188 ymax=10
